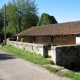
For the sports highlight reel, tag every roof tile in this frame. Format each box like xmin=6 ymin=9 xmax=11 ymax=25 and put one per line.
xmin=17 ymin=21 xmax=80 ymax=36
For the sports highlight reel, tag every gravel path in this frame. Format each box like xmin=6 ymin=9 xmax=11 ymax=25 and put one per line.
xmin=0 ymin=50 xmax=71 ymax=80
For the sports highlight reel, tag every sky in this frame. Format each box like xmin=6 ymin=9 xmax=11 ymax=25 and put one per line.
xmin=0 ymin=0 xmax=80 ymax=23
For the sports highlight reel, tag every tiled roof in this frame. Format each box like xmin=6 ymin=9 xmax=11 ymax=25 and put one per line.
xmin=17 ymin=21 xmax=80 ymax=36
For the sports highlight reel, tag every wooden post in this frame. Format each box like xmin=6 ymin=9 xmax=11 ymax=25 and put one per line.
xmin=50 ymin=36 xmax=54 ymax=45
xmin=33 ymin=36 xmax=35 ymax=43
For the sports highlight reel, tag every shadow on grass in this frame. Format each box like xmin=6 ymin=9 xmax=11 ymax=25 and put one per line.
xmin=0 ymin=53 xmax=16 ymax=60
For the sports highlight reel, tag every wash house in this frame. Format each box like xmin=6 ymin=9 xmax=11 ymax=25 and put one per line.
xmin=17 ymin=21 xmax=80 ymax=45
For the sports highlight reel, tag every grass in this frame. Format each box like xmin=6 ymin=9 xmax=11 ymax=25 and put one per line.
xmin=44 ymin=66 xmax=59 ymax=73
xmin=1 ymin=45 xmax=80 ymax=80
xmin=62 ymin=71 xmax=80 ymax=80
xmin=0 ymin=45 xmax=51 ymax=65
xmin=62 ymin=71 xmax=75 ymax=78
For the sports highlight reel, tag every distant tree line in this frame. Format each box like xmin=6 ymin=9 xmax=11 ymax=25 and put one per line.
xmin=0 ymin=0 xmax=39 ymax=36
xmin=0 ymin=0 xmax=58 ymax=42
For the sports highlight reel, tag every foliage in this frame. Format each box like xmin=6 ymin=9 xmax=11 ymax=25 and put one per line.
xmin=0 ymin=10 xmax=3 ymax=31
xmin=62 ymin=71 xmax=75 ymax=78
xmin=0 ymin=31 xmax=11 ymax=43
xmin=0 ymin=0 xmax=39 ymax=36
xmin=0 ymin=31 xmax=4 ymax=43
xmin=62 ymin=71 xmax=80 ymax=80
xmin=37 ymin=13 xmax=58 ymax=26
xmin=21 ymin=38 xmax=24 ymax=42
xmin=44 ymin=66 xmax=59 ymax=73
xmin=1 ymin=45 xmax=52 ymax=65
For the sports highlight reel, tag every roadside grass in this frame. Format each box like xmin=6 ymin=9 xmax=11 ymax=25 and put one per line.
xmin=1 ymin=45 xmax=80 ymax=80
xmin=0 ymin=45 xmax=51 ymax=65
xmin=44 ymin=66 xmax=59 ymax=73
xmin=62 ymin=71 xmax=80 ymax=80
xmin=43 ymin=66 xmax=80 ymax=80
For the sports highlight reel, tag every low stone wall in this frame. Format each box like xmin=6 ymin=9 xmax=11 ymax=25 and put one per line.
xmin=7 ymin=41 xmax=80 ymax=68
xmin=51 ymin=45 xmax=80 ymax=68
xmin=7 ymin=41 xmax=48 ymax=57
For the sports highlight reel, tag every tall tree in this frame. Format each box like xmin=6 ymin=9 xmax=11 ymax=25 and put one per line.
xmin=0 ymin=0 xmax=39 ymax=36
xmin=37 ymin=13 xmax=58 ymax=26
xmin=0 ymin=9 xmax=3 ymax=31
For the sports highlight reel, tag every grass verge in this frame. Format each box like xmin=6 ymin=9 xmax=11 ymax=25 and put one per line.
xmin=0 ymin=45 xmax=51 ymax=65
xmin=44 ymin=66 xmax=59 ymax=73
xmin=62 ymin=71 xmax=80 ymax=80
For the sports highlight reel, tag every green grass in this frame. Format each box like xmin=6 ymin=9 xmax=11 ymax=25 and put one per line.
xmin=62 ymin=71 xmax=75 ymax=78
xmin=44 ymin=66 xmax=59 ymax=73
xmin=0 ymin=45 xmax=51 ymax=65
xmin=62 ymin=71 xmax=80 ymax=80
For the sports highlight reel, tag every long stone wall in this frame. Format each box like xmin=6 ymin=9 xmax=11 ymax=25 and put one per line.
xmin=7 ymin=41 xmax=80 ymax=68
xmin=7 ymin=41 xmax=48 ymax=57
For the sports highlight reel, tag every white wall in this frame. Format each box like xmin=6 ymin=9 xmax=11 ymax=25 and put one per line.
xmin=7 ymin=41 xmax=46 ymax=56
xmin=76 ymin=37 xmax=80 ymax=44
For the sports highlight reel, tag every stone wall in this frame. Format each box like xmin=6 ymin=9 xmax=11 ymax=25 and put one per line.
xmin=51 ymin=45 xmax=80 ymax=68
xmin=7 ymin=41 xmax=48 ymax=57
xmin=7 ymin=41 xmax=80 ymax=68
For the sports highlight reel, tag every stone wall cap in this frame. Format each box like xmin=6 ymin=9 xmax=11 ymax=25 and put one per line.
xmin=51 ymin=44 xmax=80 ymax=49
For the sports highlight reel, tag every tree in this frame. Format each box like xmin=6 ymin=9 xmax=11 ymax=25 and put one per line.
xmin=0 ymin=9 xmax=3 ymax=31
xmin=37 ymin=13 xmax=58 ymax=26
xmin=0 ymin=0 xmax=39 ymax=36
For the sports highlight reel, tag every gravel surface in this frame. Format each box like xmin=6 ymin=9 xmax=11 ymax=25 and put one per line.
xmin=0 ymin=50 xmax=71 ymax=80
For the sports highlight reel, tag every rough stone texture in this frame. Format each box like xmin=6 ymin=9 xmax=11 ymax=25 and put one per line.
xmin=7 ymin=41 xmax=48 ymax=57
xmin=51 ymin=45 xmax=80 ymax=68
